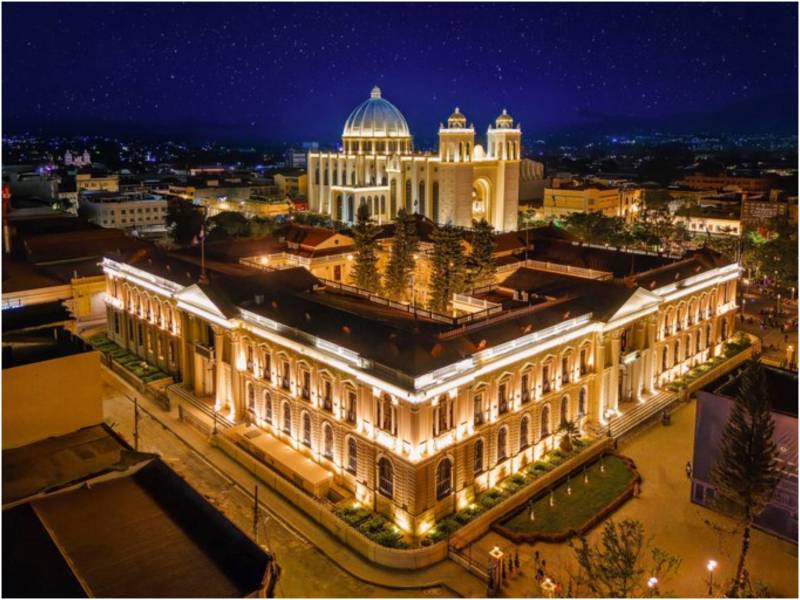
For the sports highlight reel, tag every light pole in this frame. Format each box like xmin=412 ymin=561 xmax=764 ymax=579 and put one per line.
xmin=647 ymin=576 xmax=659 ymax=597
xmin=706 ymin=559 xmax=717 ymax=596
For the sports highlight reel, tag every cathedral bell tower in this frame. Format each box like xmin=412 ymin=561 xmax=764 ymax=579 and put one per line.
xmin=487 ymin=109 xmax=521 ymax=231
xmin=438 ymin=108 xmax=476 ymax=226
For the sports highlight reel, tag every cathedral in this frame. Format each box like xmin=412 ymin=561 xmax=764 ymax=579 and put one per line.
xmin=307 ymin=87 xmax=521 ymax=231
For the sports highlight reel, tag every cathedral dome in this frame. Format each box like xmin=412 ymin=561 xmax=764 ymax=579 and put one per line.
xmin=342 ymin=87 xmax=411 ymax=138
xmin=495 ymin=108 xmax=514 ymax=128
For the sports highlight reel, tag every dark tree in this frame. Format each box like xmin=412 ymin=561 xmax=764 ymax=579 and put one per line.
xmin=569 ymin=519 xmax=681 ymax=598
xmin=166 ymin=200 xmax=204 ymax=247
xmin=384 ymin=209 xmax=419 ymax=301
xmin=351 ymin=202 xmax=382 ymax=293
xmin=428 ymin=223 xmax=466 ymax=313
xmin=207 ymin=210 xmax=250 ymax=240
xmin=710 ymin=362 xmax=781 ymax=597
xmin=467 ymin=218 xmax=496 ymax=289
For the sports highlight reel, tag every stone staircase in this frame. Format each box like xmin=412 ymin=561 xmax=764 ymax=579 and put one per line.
xmin=609 ymin=390 xmax=678 ymax=440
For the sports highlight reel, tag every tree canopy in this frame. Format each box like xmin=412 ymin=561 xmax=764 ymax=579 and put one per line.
xmin=350 ymin=202 xmax=382 ymax=293
xmin=428 ymin=223 xmax=466 ymax=313
xmin=384 ymin=209 xmax=419 ymax=302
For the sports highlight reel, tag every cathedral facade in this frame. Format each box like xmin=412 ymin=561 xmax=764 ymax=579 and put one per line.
xmin=307 ymin=87 xmax=521 ymax=231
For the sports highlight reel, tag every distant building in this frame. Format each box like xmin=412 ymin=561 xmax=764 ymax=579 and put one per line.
xmin=673 ymin=205 xmax=742 ymax=237
xmin=75 ymin=170 xmax=120 ymax=193
xmin=273 ymin=168 xmax=308 ymax=199
xmin=543 ymin=181 xmax=627 ymax=220
xmin=692 ymin=363 xmax=797 ymax=542
xmin=681 ymin=174 xmax=773 ymax=193
xmin=308 ymin=87 xmax=521 ymax=230
xmin=740 ymin=191 xmax=789 ymax=230
xmin=64 ymin=149 xmax=92 ymax=167
xmin=79 ymin=188 xmax=168 ymax=233
xmin=518 ymin=158 xmax=545 ymax=204
xmin=285 ymin=147 xmax=308 ymax=169
xmin=2 ymin=166 xmax=59 ymax=202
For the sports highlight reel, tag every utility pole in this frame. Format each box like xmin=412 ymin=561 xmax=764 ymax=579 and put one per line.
xmin=133 ymin=397 xmax=140 ymax=451
xmin=253 ymin=485 xmax=259 ymax=543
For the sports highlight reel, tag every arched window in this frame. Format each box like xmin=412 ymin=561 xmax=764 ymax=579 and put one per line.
xmin=497 ymin=427 xmax=508 ymax=462
xmin=662 ymin=346 xmax=669 ymax=370
xmin=302 ymin=412 xmax=312 ymax=447
xmin=706 ymin=323 xmax=713 ymax=348
xmin=378 ymin=457 xmax=394 ymax=499
xmin=721 ymin=319 xmax=728 ymax=341
xmin=474 ymin=439 xmax=484 ymax=474
xmin=418 ymin=181 xmax=425 ymax=216
xmin=674 ymin=339 xmax=680 ymax=363
xmin=520 ymin=416 xmax=530 ymax=450
xmin=323 ymin=423 xmax=333 ymax=459
xmin=436 ymin=458 xmax=453 ymax=500
xmin=579 ymin=387 xmax=587 ymax=416
xmin=405 ymin=180 xmax=412 ymax=213
xmin=346 ymin=437 xmax=357 ymax=474
xmin=560 ymin=395 xmax=569 ymax=427
xmin=264 ymin=392 xmax=273 ymax=424
xmin=282 ymin=402 xmax=291 ymax=435
xmin=390 ymin=180 xmax=397 ymax=216
xmin=540 ymin=405 xmax=550 ymax=438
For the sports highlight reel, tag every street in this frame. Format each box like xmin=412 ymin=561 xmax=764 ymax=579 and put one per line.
xmin=102 ymin=383 xmax=452 ymax=598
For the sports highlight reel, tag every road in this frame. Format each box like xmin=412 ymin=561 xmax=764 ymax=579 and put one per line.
xmin=103 ymin=383 xmax=451 ymax=598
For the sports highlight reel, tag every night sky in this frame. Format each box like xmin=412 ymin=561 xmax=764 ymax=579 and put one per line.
xmin=3 ymin=2 xmax=797 ymax=144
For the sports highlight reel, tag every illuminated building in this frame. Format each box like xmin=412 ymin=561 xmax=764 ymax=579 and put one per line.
xmin=102 ymin=229 xmax=738 ymax=534
xmin=308 ymin=87 xmax=520 ymax=231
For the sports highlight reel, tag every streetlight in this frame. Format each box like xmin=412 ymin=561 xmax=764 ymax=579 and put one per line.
xmin=706 ymin=559 xmax=717 ymax=596
xmin=647 ymin=576 xmax=658 ymax=596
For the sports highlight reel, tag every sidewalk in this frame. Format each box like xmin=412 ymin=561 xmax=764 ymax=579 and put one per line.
xmin=102 ymin=366 xmax=485 ymax=597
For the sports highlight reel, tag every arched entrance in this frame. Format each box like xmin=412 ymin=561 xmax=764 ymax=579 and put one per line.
xmin=472 ymin=178 xmax=492 ymax=223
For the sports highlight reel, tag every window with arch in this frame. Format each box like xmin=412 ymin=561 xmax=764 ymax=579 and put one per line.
xmin=542 ymin=362 xmax=552 ymax=393
xmin=321 ymin=378 xmax=333 ymax=412
xmin=540 ymin=404 xmax=550 ymax=438
xmin=323 ymin=423 xmax=334 ymax=459
xmin=264 ymin=392 xmax=273 ymax=424
xmin=561 ymin=354 xmax=571 ymax=384
xmin=378 ymin=457 xmax=394 ymax=499
xmin=282 ymin=402 xmax=291 ymax=435
xmin=418 ymin=181 xmax=425 ymax=216
xmin=721 ymin=319 xmax=728 ymax=341
xmin=520 ymin=416 xmax=530 ymax=450
xmin=473 ymin=392 xmax=484 ymax=426
xmin=378 ymin=394 xmax=396 ymax=435
xmin=436 ymin=458 xmax=453 ymax=500
xmin=578 ymin=387 xmax=587 ymax=416
xmin=579 ymin=348 xmax=588 ymax=375
xmin=662 ymin=346 xmax=669 ymax=371
xmin=673 ymin=339 xmax=680 ymax=363
xmin=346 ymin=437 xmax=357 ymax=474
xmin=560 ymin=395 xmax=569 ymax=427
xmin=474 ymin=439 xmax=484 ymax=474
xmin=497 ymin=427 xmax=508 ymax=462
xmin=706 ymin=323 xmax=713 ymax=348
xmin=302 ymin=413 xmax=312 ymax=447
xmin=432 ymin=182 xmax=439 ymax=220
xmin=405 ymin=180 xmax=412 ymax=212
xmin=520 ymin=372 xmax=531 ymax=403
xmin=344 ymin=387 xmax=357 ymax=424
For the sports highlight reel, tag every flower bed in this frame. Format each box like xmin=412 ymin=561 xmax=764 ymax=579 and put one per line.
xmin=422 ymin=438 xmax=591 ymax=545
xmin=667 ymin=334 xmax=751 ymax=392
xmin=334 ymin=505 xmax=409 ymax=549
xmin=493 ymin=454 xmax=639 ymax=543
xmin=89 ymin=334 xmax=170 ymax=383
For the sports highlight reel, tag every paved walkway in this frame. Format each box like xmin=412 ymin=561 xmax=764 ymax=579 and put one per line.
xmin=472 ymin=400 xmax=798 ymax=598
xmin=101 ymin=368 xmax=485 ymax=598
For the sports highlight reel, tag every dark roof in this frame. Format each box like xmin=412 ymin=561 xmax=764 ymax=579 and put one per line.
xmin=23 ymin=228 xmax=149 ymax=265
xmin=633 ymin=247 xmax=730 ymax=290
xmin=2 ymin=301 xmax=72 ymax=333
xmin=375 ymin=214 xmax=438 ymax=243
xmin=708 ymin=362 xmax=798 ymax=417
xmin=2 ymin=425 xmax=270 ymax=598
xmin=2 ymin=326 xmax=92 ymax=368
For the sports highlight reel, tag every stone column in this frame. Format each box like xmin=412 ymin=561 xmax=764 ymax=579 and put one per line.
xmin=594 ymin=333 xmax=607 ymax=418
xmin=213 ymin=326 xmax=225 ymax=411
xmin=230 ymin=332 xmax=243 ymax=422
xmin=608 ymin=331 xmax=621 ymax=413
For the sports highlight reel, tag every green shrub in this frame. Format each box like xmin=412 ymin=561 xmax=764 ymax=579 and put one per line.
xmin=548 ymin=454 xmax=564 ymax=466
xmin=373 ymin=528 xmax=405 ymax=548
xmin=335 ymin=505 xmax=371 ymax=526
xmin=358 ymin=515 xmax=387 ymax=535
xmin=510 ymin=473 xmax=526 ymax=485
xmin=479 ymin=490 xmax=503 ymax=509
xmin=551 ymin=448 xmax=564 ymax=458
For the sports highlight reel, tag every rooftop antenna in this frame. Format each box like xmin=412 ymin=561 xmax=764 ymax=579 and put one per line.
xmin=198 ymin=207 xmax=209 ymax=285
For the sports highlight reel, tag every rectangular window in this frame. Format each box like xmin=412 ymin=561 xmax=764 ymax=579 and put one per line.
xmin=346 ymin=390 xmax=357 ymax=424
xmin=322 ymin=380 xmax=332 ymax=412
xmin=498 ymin=383 xmax=508 ymax=414
xmin=301 ymin=370 xmax=311 ymax=400
xmin=473 ymin=394 xmax=484 ymax=426
xmin=281 ymin=361 xmax=291 ymax=390
xmin=521 ymin=374 xmax=530 ymax=403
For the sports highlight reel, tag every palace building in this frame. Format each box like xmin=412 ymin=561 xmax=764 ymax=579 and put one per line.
xmin=307 ymin=87 xmax=521 ymax=231
xmin=101 ymin=227 xmax=739 ymax=536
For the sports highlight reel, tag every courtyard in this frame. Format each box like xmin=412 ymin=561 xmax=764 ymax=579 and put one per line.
xmin=470 ymin=399 xmax=798 ymax=598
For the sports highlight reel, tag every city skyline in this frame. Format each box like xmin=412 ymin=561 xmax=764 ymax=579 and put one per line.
xmin=2 ymin=2 xmax=798 ymax=143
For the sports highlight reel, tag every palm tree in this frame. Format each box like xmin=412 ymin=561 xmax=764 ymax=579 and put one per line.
xmin=558 ymin=419 xmax=579 ymax=452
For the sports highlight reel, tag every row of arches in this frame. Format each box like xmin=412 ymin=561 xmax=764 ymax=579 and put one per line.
xmin=118 ymin=281 xmax=178 ymax=335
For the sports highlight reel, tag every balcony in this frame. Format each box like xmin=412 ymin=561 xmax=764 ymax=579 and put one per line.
xmin=300 ymin=387 xmax=310 ymax=401
xmin=521 ymin=389 xmax=530 ymax=404
xmin=346 ymin=410 xmax=356 ymax=425
xmin=542 ymin=380 xmax=551 ymax=394
xmin=281 ymin=377 xmax=290 ymax=391
xmin=322 ymin=398 xmax=333 ymax=412
xmin=562 ymin=372 xmax=570 ymax=385
xmin=474 ymin=412 xmax=485 ymax=427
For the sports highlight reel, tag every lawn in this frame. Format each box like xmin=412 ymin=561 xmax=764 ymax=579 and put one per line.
xmin=88 ymin=334 xmax=171 ymax=383
xmin=499 ymin=454 xmax=633 ymax=535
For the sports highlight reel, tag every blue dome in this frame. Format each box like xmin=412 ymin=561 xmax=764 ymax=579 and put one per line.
xmin=342 ymin=87 xmax=411 ymax=138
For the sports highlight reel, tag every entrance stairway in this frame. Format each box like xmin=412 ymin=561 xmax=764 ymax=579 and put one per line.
xmin=608 ymin=389 xmax=678 ymax=440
